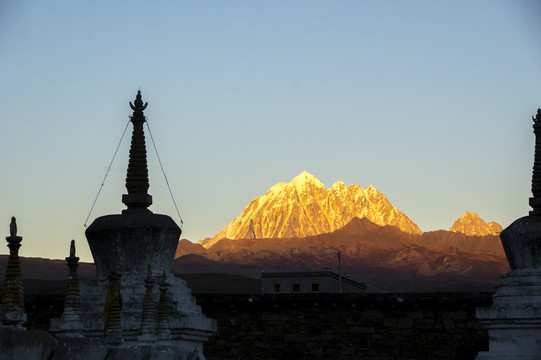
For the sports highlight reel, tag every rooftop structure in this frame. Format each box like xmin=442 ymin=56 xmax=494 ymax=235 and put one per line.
xmin=261 ymin=270 xmax=367 ymax=294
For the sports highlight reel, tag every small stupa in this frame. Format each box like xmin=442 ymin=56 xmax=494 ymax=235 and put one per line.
xmin=0 ymin=217 xmax=27 ymax=330
xmin=476 ymin=108 xmax=541 ymax=359
xmin=50 ymin=91 xmax=217 ymax=356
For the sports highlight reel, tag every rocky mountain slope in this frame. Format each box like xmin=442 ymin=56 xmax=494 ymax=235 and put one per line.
xmin=449 ymin=212 xmax=503 ymax=236
xmin=202 ymin=172 xmax=421 ymax=248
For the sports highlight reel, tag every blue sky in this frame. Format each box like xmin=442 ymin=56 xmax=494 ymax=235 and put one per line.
xmin=1 ymin=1 xmax=540 ymax=262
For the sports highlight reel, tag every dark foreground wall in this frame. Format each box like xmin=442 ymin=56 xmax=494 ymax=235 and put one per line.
xmin=196 ymin=293 xmax=492 ymax=360
xmin=24 ymin=293 xmax=492 ymax=360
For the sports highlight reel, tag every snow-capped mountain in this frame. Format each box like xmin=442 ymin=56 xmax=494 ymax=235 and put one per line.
xmin=449 ymin=212 xmax=503 ymax=236
xmin=202 ymin=171 xmax=421 ymax=248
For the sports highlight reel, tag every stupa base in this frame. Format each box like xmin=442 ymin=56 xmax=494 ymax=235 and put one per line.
xmin=476 ymin=269 xmax=541 ymax=359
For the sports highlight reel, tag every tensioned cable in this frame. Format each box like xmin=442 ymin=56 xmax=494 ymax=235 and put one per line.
xmin=145 ymin=117 xmax=184 ymax=228
xmin=83 ymin=119 xmax=131 ymax=227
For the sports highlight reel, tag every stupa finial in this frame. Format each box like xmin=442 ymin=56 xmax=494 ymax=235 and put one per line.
xmin=529 ymin=108 xmax=541 ymax=216
xmin=70 ymin=239 xmax=76 ymax=257
xmin=9 ymin=217 xmax=16 ymax=237
xmin=122 ymin=90 xmax=152 ymax=212
xmin=129 ymin=90 xmax=148 ymax=115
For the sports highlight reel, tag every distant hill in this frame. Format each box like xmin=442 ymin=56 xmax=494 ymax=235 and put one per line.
xmin=0 ymin=255 xmax=260 ymax=295
xmin=178 ymin=217 xmax=508 ymax=292
xmin=0 ymin=255 xmax=96 ymax=280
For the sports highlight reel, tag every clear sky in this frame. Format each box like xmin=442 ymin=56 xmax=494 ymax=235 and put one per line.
xmin=1 ymin=1 xmax=540 ymax=262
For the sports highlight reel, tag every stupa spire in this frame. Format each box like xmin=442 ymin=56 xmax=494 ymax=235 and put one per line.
xmin=138 ymin=264 xmax=157 ymax=342
xmin=530 ymin=108 xmax=541 ymax=216
xmin=122 ymin=90 xmax=153 ymax=212
xmin=157 ymin=272 xmax=171 ymax=340
xmin=1 ymin=217 xmax=27 ymax=330
xmin=51 ymin=240 xmax=83 ymax=337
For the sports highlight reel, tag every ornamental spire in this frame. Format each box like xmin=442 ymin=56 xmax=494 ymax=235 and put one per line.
xmin=138 ymin=264 xmax=157 ymax=342
xmin=157 ymin=272 xmax=171 ymax=340
xmin=122 ymin=90 xmax=153 ymax=212
xmin=530 ymin=108 xmax=541 ymax=216
xmin=1 ymin=216 xmax=27 ymax=330
xmin=52 ymin=239 xmax=83 ymax=337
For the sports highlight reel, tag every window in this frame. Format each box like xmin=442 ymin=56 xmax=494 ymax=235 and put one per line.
xmin=311 ymin=282 xmax=320 ymax=293
xmin=291 ymin=283 xmax=301 ymax=293
xmin=272 ymin=282 xmax=281 ymax=293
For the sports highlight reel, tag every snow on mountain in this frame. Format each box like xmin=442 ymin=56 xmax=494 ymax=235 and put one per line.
xmin=202 ymin=171 xmax=421 ymax=248
xmin=449 ymin=212 xmax=502 ymax=236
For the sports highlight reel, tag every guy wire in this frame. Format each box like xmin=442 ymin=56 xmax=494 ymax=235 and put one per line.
xmin=145 ymin=118 xmax=184 ymax=228
xmin=84 ymin=119 xmax=130 ymax=227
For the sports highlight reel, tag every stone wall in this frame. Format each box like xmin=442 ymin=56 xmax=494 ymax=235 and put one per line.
xmin=23 ymin=292 xmax=492 ymax=360
xmin=197 ymin=293 xmax=492 ymax=360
